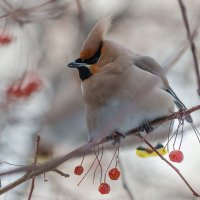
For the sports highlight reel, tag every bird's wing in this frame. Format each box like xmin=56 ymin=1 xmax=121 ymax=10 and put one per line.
xmin=134 ymin=56 xmax=169 ymax=88
xmin=134 ymin=56 xmax=193 ymax=123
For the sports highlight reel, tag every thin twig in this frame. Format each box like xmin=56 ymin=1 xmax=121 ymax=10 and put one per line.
xmin=0 ymin=105 xmax=199 ymax=195
xmin=0 ymin=0 xmax=74 ymax=21
xmin=0 ymin=169 xmax=68 ymax=194
xmin=177 ymin=0 xmax=200 ymax=95
xmin=27 ymin=135 xmax=40 ymax=200
xmin=0 ymin=174 xmax=30 ymax=194
xmin=136 ymin=133 xmax=200 ymax=197
xmin=163 ymin=14 xmax=200 ymax=72
xmin=0 ymin=161 xmax=24 ymax=167
xmin=51 ymin=169 xmax=69 ymax=178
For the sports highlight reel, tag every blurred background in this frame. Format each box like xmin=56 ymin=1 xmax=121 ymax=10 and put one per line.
xmin=0 ymin=0 xmax=200 ymax=199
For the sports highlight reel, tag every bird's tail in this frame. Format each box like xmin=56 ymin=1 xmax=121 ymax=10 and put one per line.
xmin=166 ymin=87 xmax=193 ymax=123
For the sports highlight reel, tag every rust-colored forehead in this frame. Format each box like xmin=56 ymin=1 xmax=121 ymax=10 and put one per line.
xmin=79 ymin=49 xmax=94 ymax=60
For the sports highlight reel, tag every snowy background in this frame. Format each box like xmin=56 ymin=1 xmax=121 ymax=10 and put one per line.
xmin=0 ymin=0 xmax=200 ymax=199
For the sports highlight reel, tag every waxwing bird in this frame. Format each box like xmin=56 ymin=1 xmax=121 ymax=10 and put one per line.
xmin=67 ymin=17 xmax=192 ymax=144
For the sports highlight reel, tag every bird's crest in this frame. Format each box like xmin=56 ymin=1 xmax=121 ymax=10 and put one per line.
xmin=80 ymin=17 xmax=112 ymax=60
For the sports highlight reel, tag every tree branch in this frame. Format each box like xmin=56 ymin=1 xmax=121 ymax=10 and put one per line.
xmin=163 ymin=15 xmax=200 ymax=72
xmin=136 ymin=133 xmax=200 ymax=197
xmin=0 ymin=105 xmax=199 ymax=195
xmin=51 ymin=169 xmax=69 ymax=178
xmin=28 ymin=135 xmax=40 ymax=200
xmin=177 ymin=0 xmax=200 ymax=95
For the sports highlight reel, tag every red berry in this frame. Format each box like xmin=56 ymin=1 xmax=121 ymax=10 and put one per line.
xmin=0 ymin=35 xmax=12 ymax=45
xmin=7 ymin=87 xmax=21 ymax=97
xmin=169 ymin=150 xmax=184 ymax=163
xmin=98 ymin=183 xmax=110 ymax=195
xmin=6 ymin=79 xmax=41 ymax=99
xmin=74 ymin=165 xmax=84 ymax=175
xmin=108 ymin=168 xmax=120 ymax=180
xmin=22 ymin=81 xmax=41 ymax=97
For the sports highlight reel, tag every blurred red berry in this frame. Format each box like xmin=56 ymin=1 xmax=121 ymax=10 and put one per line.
xmin=169 ymin=150 xmax=184 ymax=163
xmin=6 ymin=78 xmax=41 ymax=99
xmin=74 ymin=165 xmax=84 ymax=175
xmin=22 ymin=81 xmax=41 ymax=96
xmin=108 ymin=168 xmax=120 ymax=180
xmin=7 ymin=87 xmax=22 ymax=98
xmin=98 ymin=183 xmax=110 ymax=195
xmin=0 ymin=35 xmax=12 ymax=45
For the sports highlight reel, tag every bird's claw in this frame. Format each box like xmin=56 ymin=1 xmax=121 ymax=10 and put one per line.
xmin=139 ymin=121 xmax=153 ymax=133
xmin=112 ymin=131 xmax=125 ymax=145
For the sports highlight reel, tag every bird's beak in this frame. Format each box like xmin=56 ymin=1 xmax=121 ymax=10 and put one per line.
xmin=67 ymin=61 xmax=88 ymax=68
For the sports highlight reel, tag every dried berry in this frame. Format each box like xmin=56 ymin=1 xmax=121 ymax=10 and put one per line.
xmin=74 ymin=165 xmax=84 ymax=175
xmin=169 ymin=150 xmax=184 ymax=163
xmin=108 ymin=168 xmax=120 ymax=180
xmin=98 ymin=183 xmax=110 ymax=194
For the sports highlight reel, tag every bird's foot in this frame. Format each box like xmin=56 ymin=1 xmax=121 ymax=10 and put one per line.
xmin=111 ymin=131 xmax=125 ymax=145
xmin=139 ymin=121 xmax=153 ymax=133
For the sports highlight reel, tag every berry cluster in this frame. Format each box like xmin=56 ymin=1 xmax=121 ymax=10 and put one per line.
xmin=74 ymin=165 xmax=121 ymax=195
xmin=6 ymin=74 xmax=42 ymax=99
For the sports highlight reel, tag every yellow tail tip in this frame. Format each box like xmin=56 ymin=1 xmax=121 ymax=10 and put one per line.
xmin=136 ymin=144 xmax=168 ymax=158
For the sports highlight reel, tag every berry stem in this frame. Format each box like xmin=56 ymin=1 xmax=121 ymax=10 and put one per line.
xmin=173 ymin=119 xmax=182 ymax=150
xmin=136 ymin=133 xmax=200 ymax=197
xmin=190 ymin=123 xmax=200 ymax=143
xmin=80 ymin=155 xmax=85 ymax=166
xmin=93 ymin=145 xmax=103 ymax=184
xmin=115 ymin=145 xmax=120 ymax=168
xmin=104 ymin=143 xmax=120 ymax=183
xmin=178 ymin=121 xmax=184 ymax=150
xmin=77 ymin=150 xmax=97 ymax=186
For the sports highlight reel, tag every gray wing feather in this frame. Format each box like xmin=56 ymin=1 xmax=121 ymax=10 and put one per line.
xmin=134 ymin=56 xmax=193 ymax=123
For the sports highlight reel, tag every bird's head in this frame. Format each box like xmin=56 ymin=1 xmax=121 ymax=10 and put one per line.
xmin=67 ymin=17 xmax=132 ymax=81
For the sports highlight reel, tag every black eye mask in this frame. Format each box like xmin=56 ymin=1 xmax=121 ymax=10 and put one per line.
xmin=70 ymin=43 xmax=103 ymax=81
xmin=76 ymin=42 xmax=103 ymax=65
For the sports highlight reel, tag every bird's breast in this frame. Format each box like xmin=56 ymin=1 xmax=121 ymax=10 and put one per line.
xmin=86 ymin=88 xmax=174 ymax=141
xmin=87 ymin=98 xmax=147 ymax=135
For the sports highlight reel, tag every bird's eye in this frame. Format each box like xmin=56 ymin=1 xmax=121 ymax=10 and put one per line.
xmin=75 ymin=58 xmax=84 ymax=63
xmin=77 ymin=42 xmax=103 ymax=65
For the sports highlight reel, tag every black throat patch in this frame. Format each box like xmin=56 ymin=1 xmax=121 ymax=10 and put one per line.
xmin=77 ymin=67 xmax=92 ymax=81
